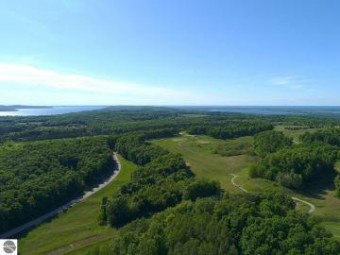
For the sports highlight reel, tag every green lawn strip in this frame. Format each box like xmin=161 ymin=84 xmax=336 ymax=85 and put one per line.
xmin=64 ymin=238 xmax=112 ymax=255
xmin=19 ymin=155 xmax=137 ymax=255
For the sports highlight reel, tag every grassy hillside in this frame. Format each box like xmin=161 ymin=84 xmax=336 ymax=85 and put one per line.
xmin=19 ymin=155 xmax=137 ymax=255
xmin=153 ymin=135 xmax=256 ymax=192
xmin=153 ymin=133 xmax=340 ymax=239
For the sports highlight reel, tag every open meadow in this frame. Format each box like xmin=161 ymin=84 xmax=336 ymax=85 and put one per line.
xmin=153 ymin=132 xmax=340 ymax=239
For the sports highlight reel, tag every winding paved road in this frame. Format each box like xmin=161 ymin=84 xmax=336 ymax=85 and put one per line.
xmin=0 ymin=153 xmax=121 ymax=239
xmin=230 ymin=174 xmax=315 ymax=214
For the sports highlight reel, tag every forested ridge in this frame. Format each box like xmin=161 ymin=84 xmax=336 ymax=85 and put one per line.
xmin=97 ymin=128 xmax=340 ymax=255
xmin=187 ymin=121 xmax=274 ymax=139
xmin=1 ymin=107 xmax=339 ymax=143
xmin=0 ymin=109 xmax=281 ymax=234
xmin=1 ymin=107 xmax=340 ymax=253
xmin=0 ymin=137 xmax=114 ymax=233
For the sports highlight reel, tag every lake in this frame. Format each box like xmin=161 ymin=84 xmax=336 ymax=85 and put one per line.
xmin=2 ymin=105 xmax=340 ymax=117
xmin=0 ymin=106 xmax=107 ymax=116
xmin=208 ymin=106 xmax=340 ymax=116
xmin=176 ymin=106 xmax=340 ymax=117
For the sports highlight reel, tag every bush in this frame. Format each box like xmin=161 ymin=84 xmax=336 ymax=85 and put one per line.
xmin=184 ymin=179 xmax=221 ymax=201
xmin=276 ymin=172 xmax=303 ymax=189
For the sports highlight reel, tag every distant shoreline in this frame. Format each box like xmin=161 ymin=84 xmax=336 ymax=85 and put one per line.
xmin=2 ymin=105 xmax=340 ymax=117
xmin=0 ymin=106 xmax=107 ymax=116
xmin=0 ymin=105 xmax=52 ymax=112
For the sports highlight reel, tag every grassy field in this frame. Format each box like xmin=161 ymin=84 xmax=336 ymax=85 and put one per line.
xmin=274 ymin=125 xmax=321 ymax=143
xmin=19 ymin=155 xmax=138 ymax=255
xmin=153 ymin=133 xmax=340 ymax=239
xmin=154 ymin=135 xmax=256 ymax=192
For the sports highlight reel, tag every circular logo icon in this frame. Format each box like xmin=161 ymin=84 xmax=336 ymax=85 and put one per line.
xmin=3 ymin=240 xmax=16 ymax=254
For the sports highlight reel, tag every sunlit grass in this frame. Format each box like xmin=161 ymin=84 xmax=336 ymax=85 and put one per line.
xmin=19 ymin=155 xmax=138 ymax=255
xmin=153 ymin=133 xmax=340 ymax=239
xmin=153 ymin=135 xmax=256 ymax=192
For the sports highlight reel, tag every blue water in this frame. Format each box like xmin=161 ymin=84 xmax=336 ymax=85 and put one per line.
xmin=2 ymin=105 xmax=340 ymax=117
xmin=207 ymin=106 xmax=340 ymax=116
xmin=0 ymin=106 xmax=107 ymax=116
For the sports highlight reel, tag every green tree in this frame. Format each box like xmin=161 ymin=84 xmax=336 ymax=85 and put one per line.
xmin=335 ymin=175 xmax=340 ymax=198
xmin=254 ymin=130 xmax=293 ymax=157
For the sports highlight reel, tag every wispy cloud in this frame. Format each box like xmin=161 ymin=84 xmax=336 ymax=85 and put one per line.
xmin=0 ymin=63 xmax=189 ymax=101
xmin=270 ymin=76 xmax=311 ymax=89
xmin=0 ymin=63 xmax=181 ymax=95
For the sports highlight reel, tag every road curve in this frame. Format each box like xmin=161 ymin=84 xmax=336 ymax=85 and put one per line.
xmin=230 ymin=174 xmax=315 ymax=214
xmin=291 ymin=196 xmax=316 ymax=214
xmin=230 ymin=174 xmax=248 ymax=193
xmin=0 ymin=153 xmax=121 ymax=239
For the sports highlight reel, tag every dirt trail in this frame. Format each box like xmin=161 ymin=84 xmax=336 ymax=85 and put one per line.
xmin=230 ymin=174 xmax=315 ymax=214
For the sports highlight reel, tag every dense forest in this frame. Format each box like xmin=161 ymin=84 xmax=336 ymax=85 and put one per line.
xmin=1 ymin=107 xmax=340 ymax=253
xmin=249 ymin=128 xmax=340 ymax=192
xmin=100 ymin=134 xmax=219 ymax=227
xmin=301 ymin=128 xmax=340 ymax=147
xmin=300 ymin=128 xmax=340 ymax=196
xmin=187 ymin=121 xmax=273 ymax=139
xmin=250 ymin=145 xmax=337 ymax=189
xmin=0 ymin=137 xmax=114 ymax=233
xmin=94 ymin=193 xmax=340 ymax=255
xmin=1 ymin=107 xmax=339 ymax=143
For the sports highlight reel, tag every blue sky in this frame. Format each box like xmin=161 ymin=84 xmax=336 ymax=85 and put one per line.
xmin=0 ymin=0 xmax=339 ymax=106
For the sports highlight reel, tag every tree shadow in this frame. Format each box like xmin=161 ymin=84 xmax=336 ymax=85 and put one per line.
xmin=294 ymin=170 xmax=337 ymax=200
xmin=13 ymin=213 xmax=62 ymax=239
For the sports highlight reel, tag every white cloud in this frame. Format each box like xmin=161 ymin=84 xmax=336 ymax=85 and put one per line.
xmin=0 ymin=63 xmax=193 ymax=101
xmin=270 ymin=76 xmax=310 ymax=89
xmin=1 ymin=63 xmax=323 ymax=106
xmin=271 ymin=76 xmax=294 ymax=85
